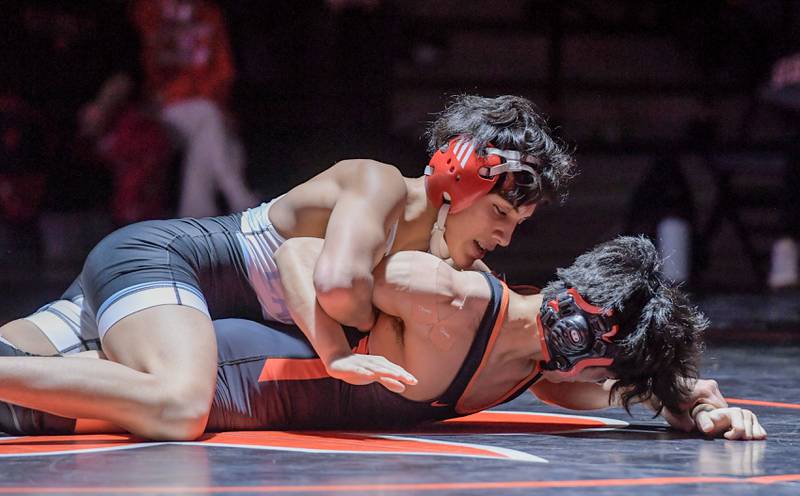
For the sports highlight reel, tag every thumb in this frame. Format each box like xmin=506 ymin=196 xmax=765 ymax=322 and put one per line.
xmin=695 ymin=411 xmax=716 ymax=433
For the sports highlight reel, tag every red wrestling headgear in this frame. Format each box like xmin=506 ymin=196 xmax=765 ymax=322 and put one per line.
xmin=423 ymin=137 xmax=543 ymax=259
xmin=424 ymin=137 xmax=541 ymax=214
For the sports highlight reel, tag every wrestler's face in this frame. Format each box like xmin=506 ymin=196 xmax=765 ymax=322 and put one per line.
xmin=444 ymin=194 xmax=536 ymax=268
xmin=541 ymin=366 xmax=615 ymax=384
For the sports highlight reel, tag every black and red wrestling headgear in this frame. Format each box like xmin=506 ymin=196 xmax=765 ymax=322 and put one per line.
xmin=537 ymin=288 xmax=645 ymax=376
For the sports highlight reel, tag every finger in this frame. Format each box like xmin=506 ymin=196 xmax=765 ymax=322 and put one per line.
xmin=752 ymin=417 xmax=767 ymax=440
xmin=368 ymin=365 xmax=416 ymax=385
xmin=348 ymin=366 xmax=376 ymax=381
xmin=383 ymin=366 xmax=418 ymax=385
xmin=743 ymin=410 xmax=753 ymax=440
xmin=378 ymin=377 xmax=406 ymax=393
xmin=727 ymin=409 xmax=746 ymax=440
xmin=366 ymin=358 xmax=418 ymax=385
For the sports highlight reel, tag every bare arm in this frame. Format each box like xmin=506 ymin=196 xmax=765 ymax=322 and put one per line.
xmin=530 ymin=378 xmax=765 ymax=440
xmin=312 ymin=160 xmax=407 ymax=330
xmin=276 ymin=237 xmax=352 ymax=365
xmin=530 ymin=379 xmax=617 ymax=411
xmin=372 ymin=250 xmax=488 ymax=330
xmin=530 ymin=377 xmax=727 ymax=413
xmin=276 ymin=237 xmax=416 ymax=392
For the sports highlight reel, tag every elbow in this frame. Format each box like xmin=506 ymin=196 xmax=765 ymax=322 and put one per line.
xmin=313 ymin=249 xmax=372 ymax=294
xmin=313 ymin=261 xmax=374 ymax=329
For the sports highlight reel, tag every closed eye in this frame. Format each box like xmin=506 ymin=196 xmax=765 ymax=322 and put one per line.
xmin=493 ymin=205 xmax=507 ymax=216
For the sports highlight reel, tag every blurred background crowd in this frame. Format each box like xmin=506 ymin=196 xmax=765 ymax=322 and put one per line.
xmin=1 ymin=0 xmax=799 ymax=318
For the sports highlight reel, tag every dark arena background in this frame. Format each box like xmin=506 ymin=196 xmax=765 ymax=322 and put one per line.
xmin=0 ymin=1 xmax=798 ymax=494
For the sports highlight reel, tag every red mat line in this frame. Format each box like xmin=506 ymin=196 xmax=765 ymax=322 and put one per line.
xmin=727 ymin=398 xmax=800 ymax=410
xmin=0 ymin=474 xmax=798 ymax=493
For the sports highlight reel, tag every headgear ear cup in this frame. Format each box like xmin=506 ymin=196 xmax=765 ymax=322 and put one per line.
xmin=538 ymin=289 xmax=620 ymax=376
xmin=424 ymin=137 xmax=542 ymax=259
xmin=424 ymin=137 xmax=504 ymax=214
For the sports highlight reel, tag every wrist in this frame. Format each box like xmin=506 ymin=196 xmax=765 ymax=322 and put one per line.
xmin=320 ymin=347 xmax=353 ymax=367
xmin=690 ymin=402 xmax=715 ymax=420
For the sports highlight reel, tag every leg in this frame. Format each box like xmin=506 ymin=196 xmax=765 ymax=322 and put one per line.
xmin=165 ymin=99 xmax=257 ymax=216
xmin=0 ymin=215 xmax=252 ymax=438
xmin=162 ymin=100 xmax=221 ymax=218
xmin=0 ymin=306 xmax=217 ymax=440
xmin=214 ymin=123 xmax=258 ymax=212
xmin=0 ymin=279 xmax=97 ymax=356
xmin=0 ymin=319 xmax=60 ymax=356
xmin=100 ymin=305 xmax=218 ymax=439
xmin=185 ymin=100 xmax=257 ymax=212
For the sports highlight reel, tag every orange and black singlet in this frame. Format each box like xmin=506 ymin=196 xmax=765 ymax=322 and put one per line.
xmin=205 ymin=273 xmax=543 ymax=431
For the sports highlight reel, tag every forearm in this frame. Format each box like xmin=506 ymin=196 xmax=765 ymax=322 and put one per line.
xmin=313 ymin=270 xmax=375 ymax=331
xmin=276 ymin=238 xmax=354 ymax=364
xmin=312 ymin=162 xmax=406 ymax=328
xmin=313 ymin=206 xmax=385 ymax=329
xmin=530 ymin=380 xmax=616 ymax=410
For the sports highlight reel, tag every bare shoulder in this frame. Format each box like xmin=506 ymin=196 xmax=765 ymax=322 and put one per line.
xmin=276 ymin=159 xmax=407 ymax=225
xmin=337 ymin=159 xmax=406 ymax=196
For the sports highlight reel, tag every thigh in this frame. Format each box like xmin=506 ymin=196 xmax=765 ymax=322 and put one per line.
xmin=2 ymin=278 xmax=95 ymax=356
xmin=0 ymin=319 xmax=59 ymax=355
xmin=102 ymin=305 xmax=218 ymax=401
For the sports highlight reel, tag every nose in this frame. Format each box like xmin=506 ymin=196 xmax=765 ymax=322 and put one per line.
xmin=493 ymin=221 xmax=516 ymax=248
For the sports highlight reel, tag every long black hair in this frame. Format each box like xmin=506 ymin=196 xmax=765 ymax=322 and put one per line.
xmin=540 ymin=236 xmax=709 ymax=414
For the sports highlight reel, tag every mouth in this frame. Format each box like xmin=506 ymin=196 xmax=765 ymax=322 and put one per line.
xmin=473 ymin=240 xmax=488 ymax=259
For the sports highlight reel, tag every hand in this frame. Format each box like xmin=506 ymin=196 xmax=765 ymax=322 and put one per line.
xmin=326 ymin=353 xmax=418 ymax=393
xmin=693 ymin=405 xmax=767 ymax=441
xmin=662 ymin=378 xmax=728 ymax=432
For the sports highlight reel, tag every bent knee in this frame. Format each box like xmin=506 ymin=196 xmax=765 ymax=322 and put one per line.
xmin=148 ymin=390 xmax=211 ymax=441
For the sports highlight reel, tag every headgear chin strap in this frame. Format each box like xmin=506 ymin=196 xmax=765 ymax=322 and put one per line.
xmin=429 ymin=202 xmax=451 ymax=259
xmin=425 ymin=137 xmax=543 ymax=259
xmin=536 ymin=288 xmax=643 ymax=376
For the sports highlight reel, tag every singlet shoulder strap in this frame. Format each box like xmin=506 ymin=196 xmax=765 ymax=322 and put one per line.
xmin=451 ymin=274 xmax=543 ymax=415
xmin=430 ymin=272 xmax=505 ymax=408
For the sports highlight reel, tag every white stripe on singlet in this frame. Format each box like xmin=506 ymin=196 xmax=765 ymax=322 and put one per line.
xmin=238 ymin=198 xmax=293 ymax=323
xmin=238 ymin=197 xmax=400 ymax=323
xmin=24 ymin=300 xmax=84 ymax=354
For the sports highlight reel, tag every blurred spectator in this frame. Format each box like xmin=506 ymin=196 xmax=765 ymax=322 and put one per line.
xmin=625 ymin=155 xmax=696 ymax=285
xmin=132 ymin=0 xmax=258 ymax=218
xmin=1 ymin=1 xmax=173 ymax=227
xmin=762 ymin=52 xmax=800 ymax=290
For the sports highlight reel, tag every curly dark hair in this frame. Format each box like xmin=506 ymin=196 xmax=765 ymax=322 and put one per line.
xmin=425 ymin=94 xmax=577 ymax=207
xmin=540 ymin=236 xmax=709 ymax=415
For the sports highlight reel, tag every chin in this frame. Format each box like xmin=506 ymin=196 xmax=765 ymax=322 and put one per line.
xmin=451 ymin=253 xmax=474 ymax=269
